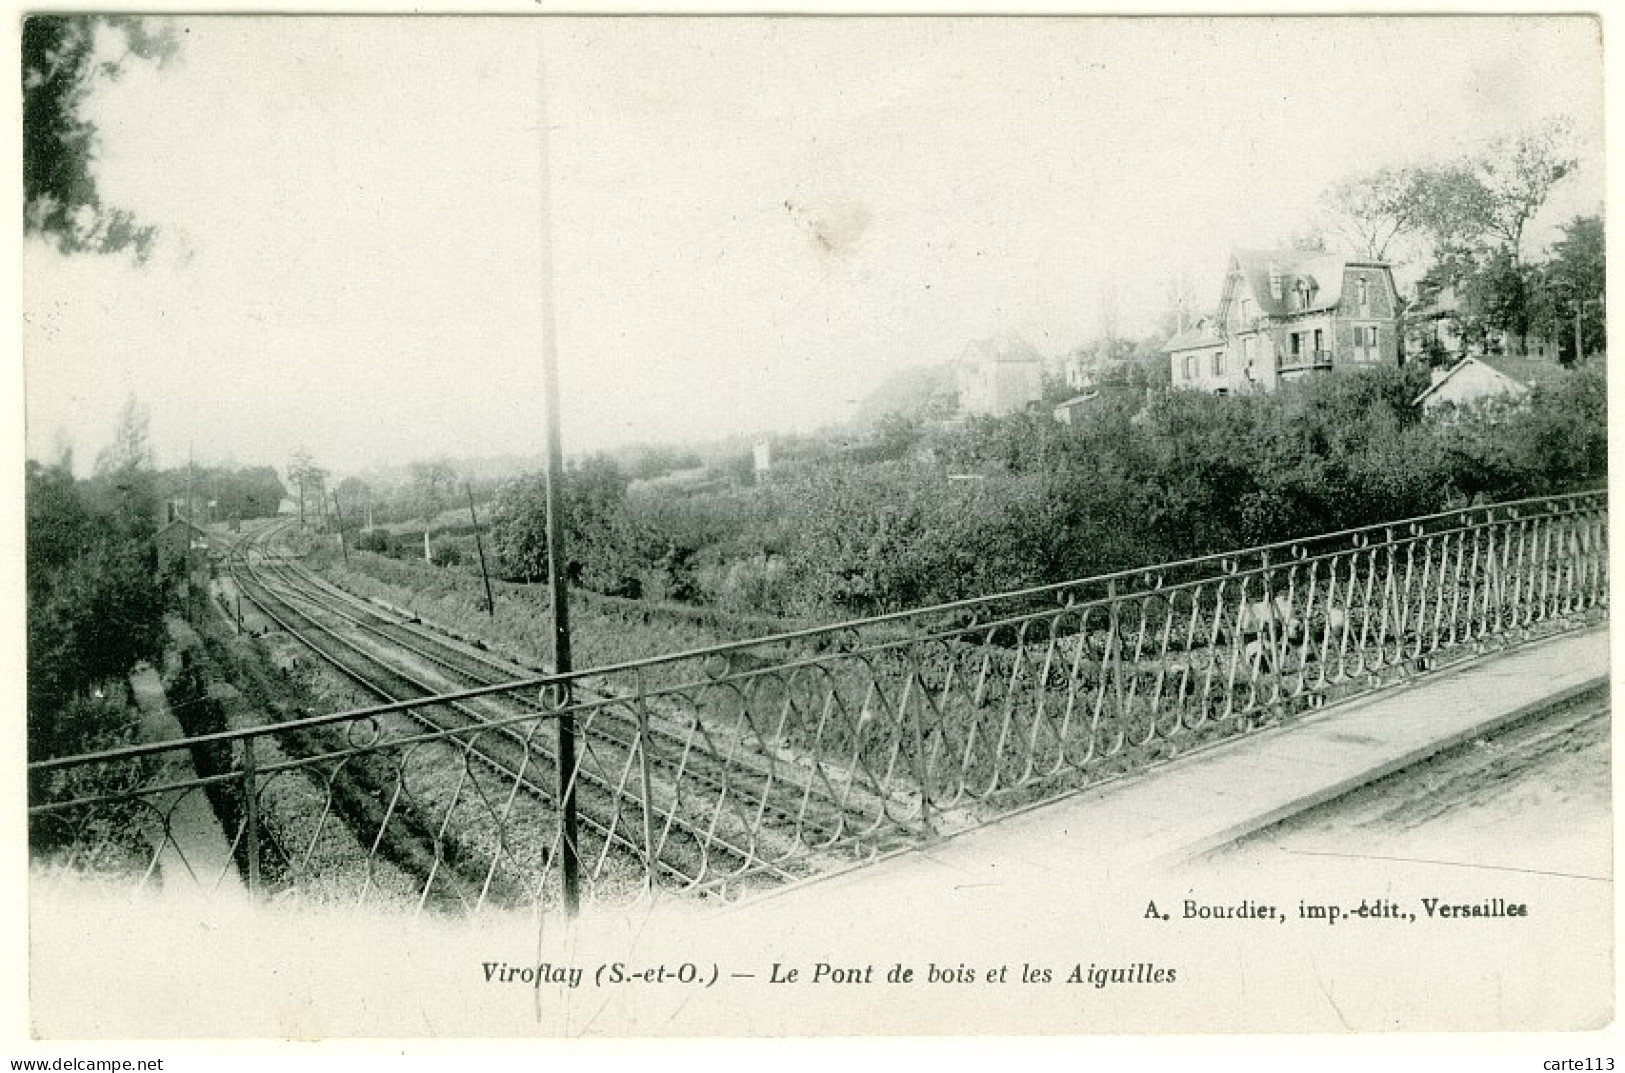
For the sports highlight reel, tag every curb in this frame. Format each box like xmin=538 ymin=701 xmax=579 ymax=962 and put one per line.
xmin=1163 ymin=673 xmax=1610 ymax=869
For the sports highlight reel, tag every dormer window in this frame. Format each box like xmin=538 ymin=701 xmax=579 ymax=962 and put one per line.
xmin=1294 ymin=280 xmax=1311 ymax=310
xmin=1357 ymin=276 xmax=1370 ymax=314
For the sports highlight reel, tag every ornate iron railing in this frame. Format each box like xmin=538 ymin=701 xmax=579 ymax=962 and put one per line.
xmin=28 ymin=491 xmax=1608 ymax=913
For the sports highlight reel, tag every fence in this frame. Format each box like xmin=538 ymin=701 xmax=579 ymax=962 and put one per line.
xmin=28 ymin=490 xmax=1608 ymax=914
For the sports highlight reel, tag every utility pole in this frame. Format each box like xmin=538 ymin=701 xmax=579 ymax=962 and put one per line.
xmin=331 ymin=491 xmax=350 ymax=563
xmin=466 ymin=483 xmax=497 ymax=618
xmin=186 ymin=445 xmax=195 ymax=625
xmin=536 ymin=31 xmax=579 ymax=917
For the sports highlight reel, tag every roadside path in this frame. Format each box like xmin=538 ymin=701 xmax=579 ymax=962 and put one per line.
xmin=128 ymin=664 xmax=244 ymax=896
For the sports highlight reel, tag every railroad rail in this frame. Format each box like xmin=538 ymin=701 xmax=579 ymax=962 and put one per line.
xmin=28 ymin=491 xmax=1608 ymax=913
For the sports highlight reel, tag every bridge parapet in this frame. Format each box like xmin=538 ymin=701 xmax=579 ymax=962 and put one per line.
xmin=28 ymin=490 xmax=1608 ymax=912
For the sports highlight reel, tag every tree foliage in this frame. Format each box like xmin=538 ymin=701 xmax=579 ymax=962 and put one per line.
xmin=487 ymin=456 xmax=635 ymax=592
xmin=23 ymin=15 xmax=178 ymax=259
xmin=481 ymin=362 xmax=1604 ymax=623
xmin=27 ymin=447 xmax=169 ymax=758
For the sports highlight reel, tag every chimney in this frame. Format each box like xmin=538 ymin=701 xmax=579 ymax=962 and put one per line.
xmin=1268 ymin=262 xmax=1284 ymax=301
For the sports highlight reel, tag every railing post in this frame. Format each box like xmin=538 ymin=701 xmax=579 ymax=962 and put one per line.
xmin=912 ymin=667 xmax=934 ymax=841
xmin=242 ymin=734 xmax=261 ymax=896
xmin=635 ymin=671 xmax=658 ymax=893
xmin=1107 ymin=579 xmax=1125 ymax=718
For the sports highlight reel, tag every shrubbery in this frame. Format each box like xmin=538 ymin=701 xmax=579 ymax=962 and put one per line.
xmin=483 ymin=362 xmax=1607 ymax=622
xmin=27 ymin=456 xmax=169 ymax=759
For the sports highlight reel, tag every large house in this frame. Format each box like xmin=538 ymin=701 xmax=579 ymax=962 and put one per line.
xmin=1166 ymin=249 xmax=1402 ymax=394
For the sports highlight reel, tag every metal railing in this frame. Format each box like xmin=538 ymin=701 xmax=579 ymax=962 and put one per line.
xmin=28 ymin=491 xmax=1608 ymax=913
xmin=1280 ymin=348 xmax=1335 ymax=371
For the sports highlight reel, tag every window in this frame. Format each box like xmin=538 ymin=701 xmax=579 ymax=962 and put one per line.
xmin=1357 ymin=276 xmax=1370 ymax=314
xmin=1314 ymin=328 xmax=1324 ymax=355
xmin=1290 ymin=333 xmax=1302 ymax=358
xmin=1184 ymin=354 xmax=1198 ymax=380
xmin=1212 ymin=351 xmax=1225 ymax=376
xmin=1353 ymin=324 xmax=1380 ymax=361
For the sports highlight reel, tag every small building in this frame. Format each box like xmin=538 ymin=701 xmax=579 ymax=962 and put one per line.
xmin=1167 ymin=249 xmax=1402 ymax=394
xmin=956 ymin=335 xmax=1045 ymax=417
xmin=1162 ymin=316 xmax=1237 ymax=394
xmin=1412 ymin=356 xmax=1542 ymax=414
xmin=156 ymin=519 xmax=211 ymax=578
xmin=1052 ymin=392 xmax=1097 ymax=425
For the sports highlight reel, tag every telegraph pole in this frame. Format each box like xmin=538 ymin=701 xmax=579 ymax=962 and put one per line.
xmin=466 ymin=483 xmax=497 ymax=618
xmin=536 ymin=31 xmax=579 ymax=916
xmin=331 ymin=491 xmax=350 ymax=563
xmin=186 ymin=445 xmax=195 ymax=625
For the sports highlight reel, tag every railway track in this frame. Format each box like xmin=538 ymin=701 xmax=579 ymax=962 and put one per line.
xmin=221 ymin=520 xmax=906 ymax=905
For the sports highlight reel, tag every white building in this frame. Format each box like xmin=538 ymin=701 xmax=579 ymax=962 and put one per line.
xmin=956 ymin=335 xmax=1045 ymax=417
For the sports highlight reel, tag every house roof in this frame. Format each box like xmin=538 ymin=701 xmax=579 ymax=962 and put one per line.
xmin=1227 ymin=248 xmax=1393 ymax=320
xmin=1412 ymin=356 xmax=1535 ymax=408
xmin=158 ymin=518 xmax=209 ymax=538
xmin=1477 ymin=353 xmax=1564 ymax=389
xmin=1162 ymin=322 xmax=1222 ymax=352
xmin=960 ymin=334 xmax=1044 ymax=365
xmin=1230 ymin=249 xmax=1340 ymax=317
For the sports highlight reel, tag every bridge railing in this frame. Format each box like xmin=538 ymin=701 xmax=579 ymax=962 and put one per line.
xmin=28 ymin=491 xmax=1608 ymax=913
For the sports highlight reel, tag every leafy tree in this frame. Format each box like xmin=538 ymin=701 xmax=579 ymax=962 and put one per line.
xmin=287 ymin=448 xmax=328 ymax=528
xmin=1323 ymin=165 xmax=1429 ymax=260
xmin=1474 ymin=117 xmax=1577 ymax=264
xmin=23 ymin=15 xmax=178 ymax=259
xmin=232 ymin=465 xmax=290 ymax=519
xmin=95 ymin=395 xmax=152 ymax=475
xmin=487 ymin=456 xmax=634 ymax=591
xmin=28 ymin=436 xmax=167 ymax=759
xmin=1535 ymin=214 xmax=1606 ymax=361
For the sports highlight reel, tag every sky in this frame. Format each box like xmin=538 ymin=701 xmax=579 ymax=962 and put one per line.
xmin=20 ymin=16 xmax=1606 ymax=477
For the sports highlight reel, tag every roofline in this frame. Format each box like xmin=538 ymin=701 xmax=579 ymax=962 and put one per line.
xmin=1411 ymin=356 xmax=1530 ymax=407
xmin=1162 ymin=338 xmax=1223 ymax=353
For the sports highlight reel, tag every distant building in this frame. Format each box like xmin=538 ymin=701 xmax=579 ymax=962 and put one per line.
xmin=1051 ymin=393 xmax=1095 ymax=425
xmin=156 ymin=519 xmax=211 ymax=578
xmin=1407 ymin=275 xmax=1566 ymax=363
xmin=1167 ymin=249 xmax=1402 ymax=394
xmin=956 ymin=335 xmax=1045 ymax=417
xmin=1412 ymin=355 xmax=1548 ymax=414
xmin=1051 ymin=383 xmax=1146 ymax=425
xmin=752 ymin=441 xmax=772 ymax=476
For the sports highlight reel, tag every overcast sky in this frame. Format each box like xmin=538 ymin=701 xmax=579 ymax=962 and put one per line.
xmin=21 ymin=16 xmax=1605 ymax=476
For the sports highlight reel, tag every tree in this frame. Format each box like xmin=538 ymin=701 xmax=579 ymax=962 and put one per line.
xmin=94 ymin=395 xmax=152 ymax=475
xmin=287 ymin=448 xmax=329 ymax=528
xmin=335 ymin=476 xmax=372 ymax=528
xmin=23 ymin=15 xmax=179 ymax=259
xmin=1322 ymin=166 xmax=1428 ymax=261
xmin=1474 ymin=117 xmax=1577 ymax=264
xmin=1538 ymin=214 xmax=1606 ymax=362
xmin=487 ymin=457 xmax=634 ymax=590
xmin=28 ymin=418 xmax=167 ymax=759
